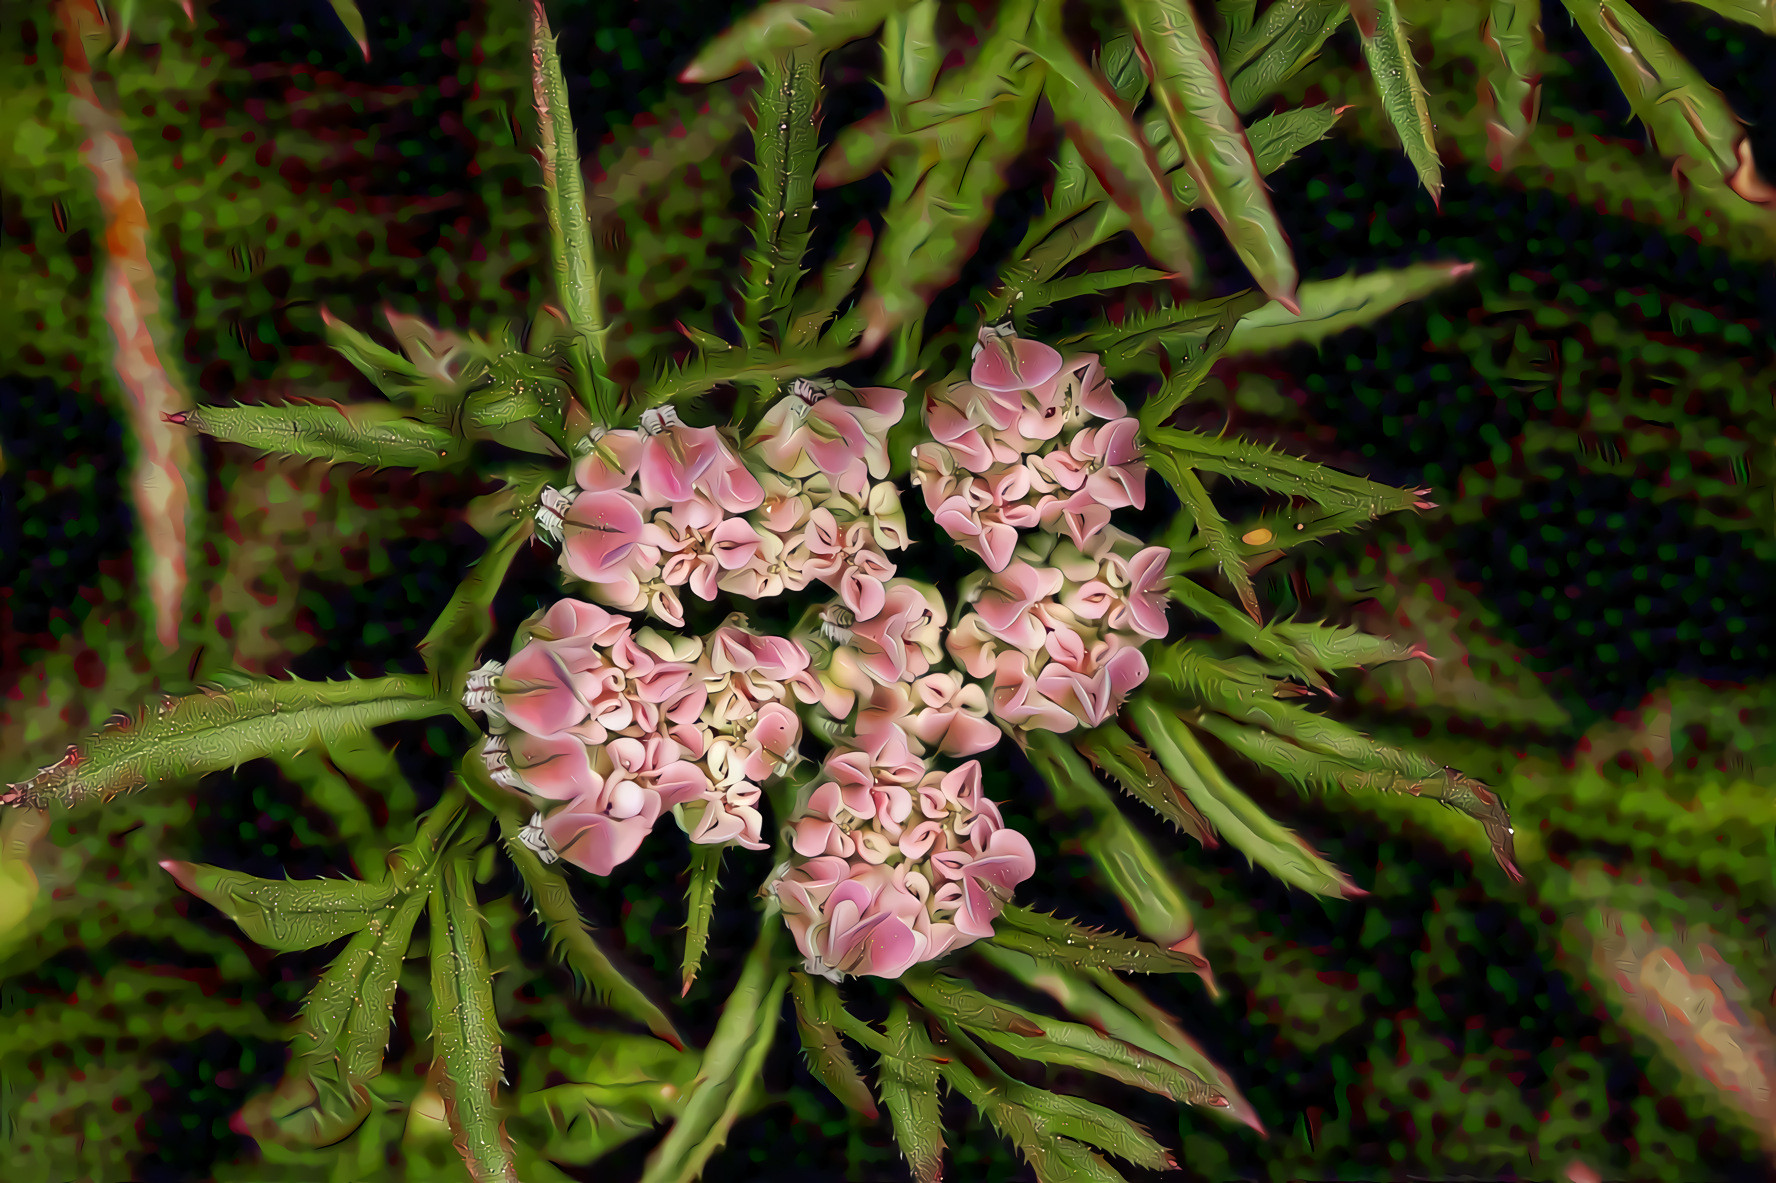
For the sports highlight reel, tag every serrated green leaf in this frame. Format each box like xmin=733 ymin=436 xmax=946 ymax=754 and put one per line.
xmin=419 ymin=518 xmax=533 ymax=699
xmin=1349 ymin=0 xmax=1441 ymax=203
xmin=1020 ymin=729 xmax=1202 ymax=951
xmin=159 ymin=862 xmax=397 ymax=953
xmin=1161 ymin=573 xmax=1326 ymax=689
xmin=742 ymin=50 xmax=823 ymax=348
xmin=1675 ymin=0 xmax=1776 ymax=32
xmin=1099 ymin=34 xmax=1149 ymax=105
xmin=1122 ymin=0 xmax=1299 ymax=307
xmin=1030 ymin=0 xmax=1199 ymax=282
xmin=1481 ymin=0 xmax=1543 ymax=167
xmin=1215 ymin=0 xmax=1258 ymax=49
xmin=320 ymin=306 xmax=424 ymax=393
xmin=1137 ymin=291 xmax=1262 ymax=426
xmin=1223 ymin=259 xmax=1475 ymax=355
xmin=429 ymin=857 xmax=518 ymax=1183
xmin=684 ymin=0 xmax=917 ymax=83
xmin=500 ymin=815 xmax=684 ymax=1048
xmin=1073 ymin=724 xmax=1215 ymax=843
xmin=789 ymin=972 xmax=878 ymax=1118
xmin=175 ymin=402 xmax=467 ymax=471
xmin=1061 ymin=289 xmax=1263 ymax=377
xmin=993 ymin=904 xmax=1207 ymax=976
xmin=1562 ymin=0 xmax=1776 ymax=206
xmin=1131 ymin=697 xmax=1363 ymax=898
xmin=1149 ymin=422 xmax=1425 ymax=516
xmin=1148 ymin=452 xmax=1262 ymax=623
xmin=1263 ymin=620 xmax=1424 ymax=673
xmin=642 ymin=341 xmax=854 ymax=411
xmin=641 ymin=924 xmax=786 ymax=1183
xmin=930 ymin=1041 xmax=1131 ymax=1183
xmin=1221 ymin=0 xmax=1347 ymax=113
xmin=680 ymin=843 xmax=722 ymax=996
xmin=877 ymin=1000 xmax=945 ymax=1183
xmin=883 ymin=0 xmax=941 ymax=104
xmin=788 ymin=221 xmax=874 ymax=347
xmin=2 ymin=674 xmax=443 ymax=812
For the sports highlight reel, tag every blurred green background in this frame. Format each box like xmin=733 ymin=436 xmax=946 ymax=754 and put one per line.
xmin=4 ymin=0 xmax=1776 ymax=1179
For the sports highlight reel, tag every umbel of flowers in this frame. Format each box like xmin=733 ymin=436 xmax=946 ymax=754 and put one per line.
xmin=467 ymin=326 xmax=1170 ymax=981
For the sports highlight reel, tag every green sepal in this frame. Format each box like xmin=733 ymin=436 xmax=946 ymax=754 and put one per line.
xmin=158 ymin=862 xmax=398 ymax=953
xmin=789 ymin=972 xmax=878 ymax=1118
xmin=2 ymin=673 xmax=444 ymax=812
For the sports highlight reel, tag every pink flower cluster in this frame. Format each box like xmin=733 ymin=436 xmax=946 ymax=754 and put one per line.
xmin=946 ymin=530 xmax=1168 ymax=733
xmin=538 ymin=385 xmax=910 ymax=625
xmin=463 ymin=599 xmax=819 ymax=875
xmin=913 ymin=326 xmax=1148 ymax=571
xmin=774 ymin=753 xmax=1035 ymax=980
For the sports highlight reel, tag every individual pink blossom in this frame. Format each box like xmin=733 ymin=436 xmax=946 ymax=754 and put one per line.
xmin=747 ymin=382 xmax=906 ymax=500
xmin=802 ymin=509 xmax=896 ymax=619
xmin=971 ymin=326 xmax=1063 ymax=396
xmin=686 ymin=736 xmax=769 ymax=850
xmin=971 ymin=560 xmax=1066 ymax=653
xmin=907 ymin=672 xmax=1000 ymax=757
xmin=778 ymin=860 xmax=954 ymax=981
xmin=943 ymin=610 xmax=1007 ymax=681
xmin=741 ymin=702 xmax=804 ymax=781
xmin=987 ymin=649 xmax=1079 ymax=733
xmin=499 ymin=633 xmax=608 ymax=740
xmin=1103 ymin=546 xmax=1171 ymax=641
xmin=504 ymin=731 xmax=602 ymax=801
xmin=1033 ymin=633 xmax=1151 ymax=728
xmin=635 ymin=419 xmax=764 ymax=514
xmin=1027 ymin=352 xmax=1124 ymax=427
xmin=850 ymin=580 xmax=947 ymax=685
xmin=558 ymin=489 xmax=655 ymax=585
xmin=1033 ymin=417 xmax=1147 ymax=510
xmin=941 ymin=827 xmax=1038 ymax=939
xmin=716 ymin=526 xmax=814 ymax=601
xmin=540 ymin=784 xmax=665 ymax=877
xmin=571 ymin=429 xmax=645 ymax=493
xmin=604 ymin=733 xmax=711 ymax=811
xmin=648 ymin=507 xmax=764 ymax=601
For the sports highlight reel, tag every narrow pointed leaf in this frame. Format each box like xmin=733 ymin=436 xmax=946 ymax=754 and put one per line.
xmin=429 ymin=857 xmax=519 ymax=1183
xmin=790 ymin=973 xmax=877 ymax=1117
xmin=1073 ymin=724 xmax=1215 ymax=843
xmin=324 ymin=0 xmax=371 ymax=59
xmin=1215 ymin=0 xmax=1258 ymax=48
xmin=931 ymin=1048 xmax=1130 ymax=1183
xmin=1675 ymin=0 xmax=1776 ymax=32
xmin=1020 ymin=729 xmax=1202 ymax=951
xmin=1223 ymin=260 xmax=1475 ymax=356
xmin=742 ymin=50 xmax=823 ymax=345
xmin=159 ymin=862 xmax=397 ymax=953
xmin=1562 ymin=0 xmax=1776 ymax=205
xmin=1137 ymin=293 xmax=1261 ymax=427
xmin=321 ymin=307 xmax=424 ymax=393
xmin=1147 ymin=452 xmax=1262 ymax=623
xmin=1264 ymin=620 xmax=1425 ymax=673
xmin=420 ymin=518 xmax=534 ymax=697
xmin=1122 ymin=0 xmax=1299 ymax=306
xmin=993 ymin=904 xmax=1207 ymax=975
xmin=1349 ymin=0 xmax=1441 ymax=203
xmin=1062 ymin=290 xmax=1263 ymax=377
xmin=1161 ymin=573 xmax=1325 ymax=689
xmin=1011 ymin=1083 xmax=1170 ymax=1171
xmin=173 ymin=402 xmax=467 ymax=471
xmin=788 ymin=220 xmax=874 ymax=347
xmin=1149 ymin=423 xmax=1425 ymax=516
xmin=1030 ymin=0 xmax=1200 ymax=282
xmin=1221 ymin=0 xmax=1347 ymax=113
xmin=916 ymin=974 xmax=1222 ymax=1104
xmin=501 ymin=815 xmax=683 ymax=1047
xmin=1099 ymin=33 xmax=1150 ymax=104
xmin=642 ymin=923 xmax=786 ymax=1183
xmin=680 ymin=844 xmax=722 ymax=995
xmin=1481 ymin=0 xmax=1543 ymax=167
xmin=883 ymin=0 xmax=941 ymax=102
xmin=532 ymin=0 xmax=615 ymax=422
xmin=878 ymin=1000 xmax=945 ymax=1183
xmin=684 ymin=0 xmax=916 ymax=83
xmin=643 ymin=341 xmax=854 ymax=410
xmin=3 ymin=673 xmax=442 ymax=812
xmin=1131 ymin=697 xmax=1363 ymax=898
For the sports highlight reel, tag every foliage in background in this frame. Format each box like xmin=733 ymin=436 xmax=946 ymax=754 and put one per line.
xmin=3 ymin=2 xmax=1776 ymax=1179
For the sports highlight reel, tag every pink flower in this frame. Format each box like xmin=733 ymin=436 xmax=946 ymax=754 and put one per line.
xmin=648 ymin=508 xmax=764 ymax=601
xmin=505 ymin=731 xmax=601 ymax=801
xmin=747 ymin=383 xmax=906 ymax=500
xmin=499 ymin=634 xmax=609 ymax=740
xmin=971 ymin=326 xmax=1063 ymax=395
xmin=971 ymin=560 xmax=1066 ymax=653
xmin=926 ymin=463 xmax=1040 ymax=573
xmin=944 ymin=610 xmax=1006 ymax=681
xmin=988 ymin=650 xmax=1079 ymax=733
xmin=1033 ymin=636 xmax=1150 ymax=728
xmin=635 ymin=420 xmax=764 ymax=514
xmin=1043 ymin=417 xmax=1147 ymax=510
xmin=777 ymin=861 xmax=952 ymax=981
xmin=947 ymin=827 xmax=1038 ymax=938
xmin=1106 ymin=546 xmax=1170 ymax=640
xmin=850 ymin=580 xmax=947 ymax=685
xmin=802 ymin=510 xmax=897 ymax=619
xmin=571 ymin=429 xmax=645 ymax=493
xmin=605 ymin=733 xmax=711 ymax=810
xmin=1027 ymin=353 xmax=1124 ymax=426
xmin=540 ymin=786 xmax=664 ymax=877
xmin=908 ymin=673 xmax=1000 ymax=757
xmin=558 ymin=489 xmax=655 ymax=584
xmin=716 ymin=526 xmax=814 ymax=601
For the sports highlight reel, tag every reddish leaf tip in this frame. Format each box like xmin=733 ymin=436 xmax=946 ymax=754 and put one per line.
xmin=1448 ymin=261 xmax=1477 ymax=278
xmin=163 ymin=411 xmax=189 ymax=425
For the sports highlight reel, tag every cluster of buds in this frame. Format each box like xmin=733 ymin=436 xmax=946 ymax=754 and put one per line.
xmin=463 ymin=599 xmax=819 ymax=874
xmin=773 ymin=746 xmax=1035 ymax=981
xmin=538 ymin=384 xmax=910 ymax=625
xmin=948 ymin=530 xmax=1169 ymax=732
xmin=913 ymin=326 xmax=1148 ymax=570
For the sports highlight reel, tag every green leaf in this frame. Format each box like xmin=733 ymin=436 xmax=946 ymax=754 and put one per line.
xmin=500 ymin=815 xmax=684 ymax=1048
xmin=1137 ymin=292 xmax=1261 ymax=427
xmin=173 ymin=402 xmax=467 ymax=471
xmin=324 ymin=0 xmax=371 ymax=60
xmin=2 ymin=673 xmax=443 ymax=812
xmin=680 ymin=843 xmax=722 ymax=996
xmin=913 ymin=974 xmax=1222 ymax=1104
xmin=1030 ymin=0 xmax=1200 ymax=283
xmin=1349 ymin=0 xmax=1441 ymax=204
xmin=159 ymin=862 xmax=397 ymax=953
xmin=993 ymin=904 xmax=1208 ymax=976
xmin=877 ymin=1000 xmax=945 ymax=1183
xmin=787 ymin=220 xmax=874 ymax=347
xmin=1074 ymin=724 xmax=1215 ymax=843
xmin=1215 ymin=0 xmax=1258 ymax=49
xmin=789 ymin=972 xmax=878 ymax=1118
xmin=1161 ymin=573 xmax=1326 ymax=689
xmin=742 ymin=50 xmax=823 ymax=347
xmin=1149 ymin=422 xmax=1426 ymax=517
xmin=517 ymin=1082 xmax=675 ymax=1165
xmin=1020 ymin=729 xmax=1202 ymax=951
xmin=883 ymin=0 xmax=941 ymax=104
xmin=1148 ymin=452 xmax=1262 ymax=623
xmin=642 ymin=341 xmax=854 ymax=411
xmin=320 ymin=306 xmax=424 ymax=393
xmin=1010 ymin=1082 xmax=1170 ymax=1172
xmin=1131 ymin=697 xmax=1364 ymax=898
xmin=1481 ymin=0 xmax=1543 ymax=167
xmin=684 ymin=0 xmax=916 ymax=83
xmin=928 ymin=1041 xmax=1131 ymax=1183
xmin=419 ymin=519 xmax=534 ymax=701
xmin=1675 ymin=0 xmax=1776 ymax=32
xmin=532 ymin=0 xmax=615 ymax=424
xmin=641 ymin=924 xmax=787 ymax=1183
xmin=1221 ymin=0 xmax=1347 ymax=113
xmin=274 ymin=750 xmax=385 ymax=877
xmin=1099 ymin=34 xmax=1149 ymax=105
xmin=429 ymin=856 xmax=519 ymax=1183
xmin=1263 ymin=620 xmax=1425 ymax=673
xmin=1223 ymin=259 xmax=1475 ymax=356
xmin=1561 ymin=0 xmax=1776 ymax=205
xmin=1122 ymin=0 xmax=1299 ymax=307
xmin=1061 ymin=289 xmax=1265 ymax=377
